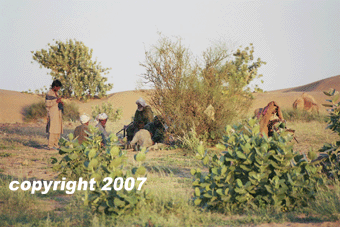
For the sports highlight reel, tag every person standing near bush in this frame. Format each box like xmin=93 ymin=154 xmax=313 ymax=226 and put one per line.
xmin=74 ymin=114 xmax=90 ymax=145
xmin=45 ymin=79 xmax=63 ymax=149
xmin=125 ymin=98 xmax=153 ymax=142
xmin=96 ymin=113 xmax=110 ymax=146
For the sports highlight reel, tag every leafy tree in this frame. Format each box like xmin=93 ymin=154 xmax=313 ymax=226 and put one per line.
xmin=140 ymin=35 xmax=265 ymax=144
xmin=32 ymin=39 xmax=113 ymax=100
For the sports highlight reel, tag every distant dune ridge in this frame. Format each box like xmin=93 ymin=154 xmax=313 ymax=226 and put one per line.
xmin=252 ymin=75 xmax=340 ymax=113
xmin=1 ymin=75 xmax=340 ymax=123
xmin=277 ymin=75 xmax=340 ymax=93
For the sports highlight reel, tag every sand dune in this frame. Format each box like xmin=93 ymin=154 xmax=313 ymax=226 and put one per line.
xmin=277 ymin=75 xmax=340 ymax=93
xmin=1 ymin=75 xmax=340 ymax=124
xmin=0 ymin=89 xmax=151 ymax=124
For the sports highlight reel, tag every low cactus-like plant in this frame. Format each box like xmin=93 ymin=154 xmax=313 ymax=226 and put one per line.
xmin=52 ymin=126 xmax=150 ymax=215
xmin=191 ymin=118 xmax=323 ymax=212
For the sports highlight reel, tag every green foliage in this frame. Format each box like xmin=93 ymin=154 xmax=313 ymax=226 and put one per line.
xmin=31 ymin=39 xmax=113 ymax=100
xmin=191 ymin=118 xmax=323 ymax=213
xmin=281 ymin=108 xmax=327 ymax=123
xmin=23 ymin=101 xmax=80 ymax=122
xmin=305 ymin=180 xmax=340 ymax=221
xmin=140 ymin=34 xmax=265 ymax=144
xmin=52 ymin=126 xmax=150 ymax=216
xmin=62 ymin=102 xmax=80 ymax=122
xmin=318 ymin=88 xmax=340 ymax=178
xmin=23 ymin=101 xmax=47 ymax=122
xmin=178 ymin=126 xmax=202 ymax=152
xmin=91 ymin=102 xmax=122 ymax=122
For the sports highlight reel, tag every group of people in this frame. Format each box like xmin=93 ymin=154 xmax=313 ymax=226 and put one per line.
xmin=45 ymin=79 xmax=165 ymax=151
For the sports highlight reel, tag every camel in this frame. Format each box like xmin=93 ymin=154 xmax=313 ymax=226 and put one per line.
xmin=254 ymin=108 xmax=264 ymax=120
xmin=293 ymin=93 xmax=319 ymax=114
xmin=259 ymin=101 xmax=284 ymax=137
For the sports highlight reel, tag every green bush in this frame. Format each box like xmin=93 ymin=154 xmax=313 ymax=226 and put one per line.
xmin=318 ymin=89 xmax=340 ymax=179
xmin=63 ymin=102 xmax=80 ymax=122
xmin=52 ymin=126 xmax=151 ymax=215
xmin=23 ymin=101 xmax=47 ymax=122
xmin=191 ymin=118 xmax=323 ymax=213
xmin=23 ymin=101 xmax=79 ymax=122
xmin=281 ymin=108 xmax=327 ymax=123
xmin=92 ymin=102 xmax=122 ymax=122
xmin=140 ymin=35 xmax=265 ymax=144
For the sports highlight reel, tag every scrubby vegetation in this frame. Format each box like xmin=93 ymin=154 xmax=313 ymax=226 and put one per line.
xmin=23 ymin=101 xmax=47 ymax=122
xmin=140 ymin=35 xmax=265 ymax=146
xmin=23 ymin=101 xmax=80 ymax=122
xmin=91 ymin=102 xmax=122 ymax=122
xmin=281 ymin=108 xmax=327 ymax=123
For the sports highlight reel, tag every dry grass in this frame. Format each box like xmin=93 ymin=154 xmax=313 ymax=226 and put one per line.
xmin=288 ymin=121 xmax=338 ymax=155
xmin=0 ymin=121 xmax=340 ymax=226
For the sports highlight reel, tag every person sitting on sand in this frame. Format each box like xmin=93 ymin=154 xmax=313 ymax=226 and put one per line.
xmin=96 ymin=113 xmax=110 ymax=146
xmin=144 ymin=115 xmax=166 ymax=144
xmin=125 ymin=98 xmax=153 ymax=142
xmin=74 ymin=114 xmax=90 ymax=145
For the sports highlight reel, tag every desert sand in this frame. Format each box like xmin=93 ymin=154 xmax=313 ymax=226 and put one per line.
xmin=2 ymin=75 xmax=340 ymax=124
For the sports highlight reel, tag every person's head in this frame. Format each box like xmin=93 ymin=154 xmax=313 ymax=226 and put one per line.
xmin=51 ymin=79 xmax=62 ymax=92
xmin=80 ymin=114 xmax=90 ymax=126
xmin=97 ymin=113 xmax=108 ymax=127
xmin=136 ymin=98 xmax=147 ymax=111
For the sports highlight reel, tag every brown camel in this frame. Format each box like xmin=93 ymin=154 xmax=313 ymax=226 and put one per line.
xmin=259 ymin=101 xmax=284 ymax=137
xmin=293 ymin=93 xmax=319 ymax=114
xmin=254 ymin=108 xmax=263 ymax=120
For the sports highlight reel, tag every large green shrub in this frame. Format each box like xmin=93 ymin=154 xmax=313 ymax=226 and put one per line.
xmin=191 ymin=118 xmax=323 ymax=213
xmin=52 ymin=127 xmax=150 ymax=215
xmin=140 ymin=35 xmax=265 ymax=144
xmin=318 ymin=89 xmax=340 ymax=178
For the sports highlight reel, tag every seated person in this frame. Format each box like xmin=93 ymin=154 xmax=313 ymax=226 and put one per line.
xmin=129 ymin=129 xmax=153 ymax=151
xmin=144 ymin=115 xmax=166 ymax=144
xmin=126 ymin=98 xmax=153 ymax=142
xmin=96 ymin=113 xmax=110 ymax=146
xmin=74 ymin=114 xmax=90 ymax=144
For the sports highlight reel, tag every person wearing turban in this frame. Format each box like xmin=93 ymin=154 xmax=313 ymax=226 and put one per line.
xmin=96 ymin=113 xmax=110 ymax=146
xmin=126 ymin=98 xmax=154 ymax=142
xmin=74 ymin=114 xmax=90 ymax=145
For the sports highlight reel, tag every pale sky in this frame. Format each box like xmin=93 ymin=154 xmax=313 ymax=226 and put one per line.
xmin=1 ymin=0 xmax=340 ymax=94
